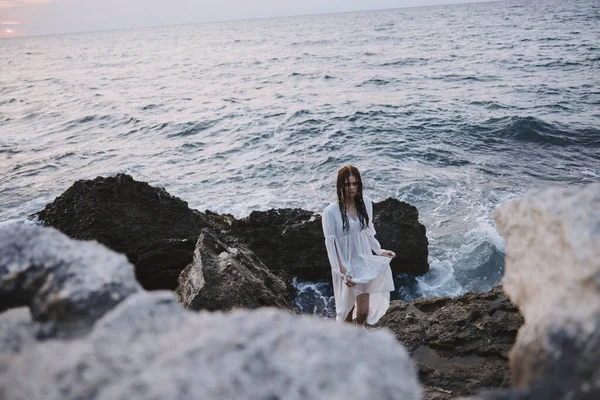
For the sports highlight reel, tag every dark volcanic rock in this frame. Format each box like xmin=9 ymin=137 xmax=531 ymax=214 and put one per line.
xmin=231 ymin=199 xmax=429 ymax=282
xmin=230 ymin=208 xmax=328 ymax=281
xmin=36 ymin=174 xmax=230 ymax=290
xmin=135 ymin=237 xmax=197 ymax=291
xmin=373 ymin=198 xmax=429 ymax=276
xmin=37 ymin=174 xmax=212 ymax=264
xmin=375 ymin=286 xmax=523 ymax=399
xmin=176 ymin=229 xmax=297 ymax=312
xmin=35 ymin=175 xmax=428 ymax=289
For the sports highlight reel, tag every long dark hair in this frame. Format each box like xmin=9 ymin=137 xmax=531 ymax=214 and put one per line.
xmin=336 ymin=165 xmax=369 ymax=231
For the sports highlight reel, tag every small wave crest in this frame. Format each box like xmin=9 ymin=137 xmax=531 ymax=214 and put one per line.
xmin=165 ymin=120 xmax=219 ymax=138
xmin=356 ymin=78 xmax=394 ymax=87
xmin=293 ymin=278 xmax=335 ymax=318
xmin=477 ymin=116 xmax=600 ymax=147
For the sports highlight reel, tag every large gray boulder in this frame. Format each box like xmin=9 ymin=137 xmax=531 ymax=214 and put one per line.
xmin=0 ymin=224 xmax=422 ymax=400
xmin=483 ymin=183 xmax=600 ymax=399
xmin=0 ymin=307 xmax=37 ymax=371
xmin=0 ymin=224 xmax=141 ymax=335
xmin=1 ymin=292 xmax=422 ymax=400
xmin=176 ymin=228 xmax=296 ymax=312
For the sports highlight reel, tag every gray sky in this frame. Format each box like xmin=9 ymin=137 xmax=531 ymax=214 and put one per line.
xmin=1 ymin=0 xmax=495 ymax=37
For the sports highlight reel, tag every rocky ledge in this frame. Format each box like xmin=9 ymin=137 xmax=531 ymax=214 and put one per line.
xmin=6 ymin=175 xmax=596 ymax=400
xmin=34 ymin=174 xmax=430 ymax=291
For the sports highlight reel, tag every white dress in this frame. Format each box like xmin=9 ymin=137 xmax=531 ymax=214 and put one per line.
xmin=322 ymin=196 xmax=395 ymax=324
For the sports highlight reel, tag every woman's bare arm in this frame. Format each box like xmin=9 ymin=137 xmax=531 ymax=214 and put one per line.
xmin=334 ymin=242 xmax=346 ymax=274
xmin=334 ymin=242 xmax=355 ymax=287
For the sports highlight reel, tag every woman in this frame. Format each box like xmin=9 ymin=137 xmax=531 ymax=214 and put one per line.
xmin=322 ymin=165 xmax=396 ymax=325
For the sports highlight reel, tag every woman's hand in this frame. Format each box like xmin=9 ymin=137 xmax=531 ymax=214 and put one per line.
xmin=380 ymin=250 xmax=396 ymax=258
xmin=345 ymin=275 xmax=356 ymax=287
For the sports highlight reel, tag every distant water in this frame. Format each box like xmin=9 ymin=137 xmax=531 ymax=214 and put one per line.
xmin=1 ymin=0 xmax=599 ymax=316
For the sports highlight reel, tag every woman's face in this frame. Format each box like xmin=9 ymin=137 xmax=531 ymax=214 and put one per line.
xmin=345 ymin=174 xmax=359 ymax=199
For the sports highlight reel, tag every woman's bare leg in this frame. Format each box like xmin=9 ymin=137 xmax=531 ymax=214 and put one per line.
xmin=344 ymin=306 xmax=355 ymax=323
xmin=356 ymin=293 xmax=370 ymax=326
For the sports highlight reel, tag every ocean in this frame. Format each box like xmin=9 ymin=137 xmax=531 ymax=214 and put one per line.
xmin=1 ymin=0 xmax=599 ymax=315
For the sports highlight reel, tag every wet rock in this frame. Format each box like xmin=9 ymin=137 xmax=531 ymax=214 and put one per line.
xmin=34 ymin=175 xmax=429 ymax=289
xmin=176 ymin=229 xmax=296 ymax=312
xmin=373 ymin=198 xmax=429 ymax=275
xmin=36 ymin=174 xmax=214 ymax=267
xmin=490 ymin=183 xmax=600 ymax=399
xmin=230 ymin=208 xmax=328 ymax=281
xmin=0 ymin=224 xmax=141 ymax=336
xmin=134 ymin=237 xmax=197 ymax=290
xmin=231 ymin=199 xmax=429 ymax=282
xmin=375 ymin=286 xmax=523 ymax=399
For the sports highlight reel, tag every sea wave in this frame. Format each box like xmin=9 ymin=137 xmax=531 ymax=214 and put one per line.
xmin=1 ymin=0 xmax=598 ymax=308
xmin=480 ymin=116 xmax=600 ymax=147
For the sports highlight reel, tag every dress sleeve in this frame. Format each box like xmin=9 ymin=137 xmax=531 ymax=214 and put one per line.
xmin=365 ymin=198 xmax=386 ymax=255
xmin=322 ymin=206 xmax=350 ymax=278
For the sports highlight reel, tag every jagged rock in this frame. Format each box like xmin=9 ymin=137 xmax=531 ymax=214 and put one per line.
xmin=176 ymin=229 xmax=296 ymax=312
xmin=489 ymin=183 xmax=600 ymax=399
xmin=373 ymin=198 xmax=430 ymax=275
xmin=35 ymin=175 xmax=428 ymax=286
xmin=0 ymin=224 xmax=141 ymax=336
xmin=230 ymin=208 xmax=327 ymax=281
xmin=375 ymin=286 xmax=523 ymax=399
xmin=33 ymin=175 xmax=429 ymax=292
xmin=134 ymin=237 xmax=197 ymax=290
xmin=36 ymin=174 xmax=213 ymax=271
xmin=230 ymin=200 xmax=429 ymax=282
xmin=35 ymin=174 xmax=238 ymax=291
xmin=0 ymin=226 xmax=421 ymax=400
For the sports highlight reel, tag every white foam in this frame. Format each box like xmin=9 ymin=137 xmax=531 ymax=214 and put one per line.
xmin=292 ymin=278 xmax=335 ymax=318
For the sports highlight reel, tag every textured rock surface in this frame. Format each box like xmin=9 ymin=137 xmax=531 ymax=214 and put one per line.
xmin=373 ymin=198 xmax=430 ymax=275
xmin=0 ymin=224 xmax=421 ymax=400
xmin=176 ymin=229 xmax=296 ymax=312
xmin=34 ymin=175 xmax=428 ymax=289
xmin=1 ymin=292 xmax=421 ymax=400
xmin=134 ymin=237 xmax=197 ymax=290
xmin=230 ymin=208 xmax=327 ymax=281
xmin=0 ymin=224 xmax=140 ymax=335
xmin=488 ymin=183 xmax=600 ymax=399
xmin=36 ymin=174 xmax=213 ymax=266
xmin=375 ymin=286 xmax=523 ymax=399
xmin=231 ymin=200 xmax=429 ymax=281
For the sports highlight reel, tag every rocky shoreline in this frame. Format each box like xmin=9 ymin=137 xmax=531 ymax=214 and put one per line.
xmin=2 ymin=175 xmax=598 ymax=399
xmin=35 ymin=174 xmax=430 ymax=293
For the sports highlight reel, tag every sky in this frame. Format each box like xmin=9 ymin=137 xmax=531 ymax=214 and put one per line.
xmin=0 ymin=0 xmax=496 ymax=38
